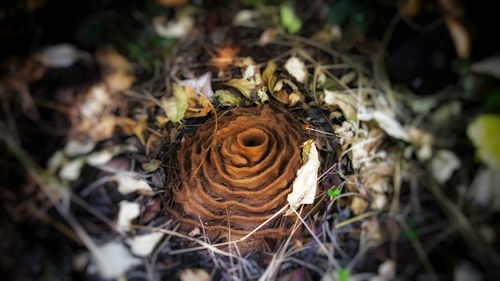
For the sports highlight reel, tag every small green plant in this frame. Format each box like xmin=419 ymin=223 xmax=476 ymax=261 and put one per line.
xmin=327 ymin=187 xmax=341 ymax=200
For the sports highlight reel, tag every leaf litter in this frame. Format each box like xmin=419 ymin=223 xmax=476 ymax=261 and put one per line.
xmin=2 ymin=2 xmax=499 ymax=281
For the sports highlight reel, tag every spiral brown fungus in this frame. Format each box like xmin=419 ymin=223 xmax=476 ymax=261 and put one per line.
xmin=170 ymin=105 xmax=307 ymax=252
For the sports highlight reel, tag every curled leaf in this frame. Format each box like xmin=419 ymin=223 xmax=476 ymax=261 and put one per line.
xmin=262 ymin=61 xmax=278 ymax=91
xmin=215 ymin=89 xmax=242 ymax=106
xmin=114 ymin=175 xmax=154 ymax=195
xmin=287 ymin=140 xmax=320 ymax=213
xmin=224 ymin=78 xmax=256 ymax=99
xmin=324 ymin=89 xmax=357 ymax=121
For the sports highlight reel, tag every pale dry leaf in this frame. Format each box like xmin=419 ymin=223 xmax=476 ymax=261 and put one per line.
xmin=116 ymin=201 xmax=140 ymax=233
xmin=153 ymin=15 xmax=194 ymax=38
xmin=233 ymin=9 xmax=259 ymax=27
xmin=59 ymin=157 xmax=86 ymax=181
xmin=114 ymin=176 xmax=154 ymax=195
xmin=359 ymin=109 xmax=409 ymax=141
xmin=37 ymin=44 xmax=83 ymax=68
xmin=47 ymin=150 xmax=65 ymax=173
xmin=324 ymin=89 xmax=357 ymax=121
xmin=180 ymin=72 xmax=214 ymax=101
xmin=86 ymin=144 xmax=137 ymax=166
xmin=430 ymin=149 xmax=461 ymax=184
xmin=179 ymin=268 xmax=211 ymax=281
xmin=92 ymin=241 xmax=141 ymax=279
xmin=471 ymin=56 xmax=500 ymax=79
xmin=79 ymin=84 xmax=111 ymax=119
xmin=284 ymin=57 xmax=308 ymax=84
xmin=287 ymin=140 xmax=320 ymax=213
xmin=468 ymin=168 xmax=500 ymax=211
xmin=371 ymin=193 xmax=388 ymax=210
xmin=126 ymin=232 xmax=164 ymax=257
xmin=64 ymin=139 xmax=96 ymax=157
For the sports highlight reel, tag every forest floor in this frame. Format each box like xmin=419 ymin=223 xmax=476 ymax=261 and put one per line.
xmin=1 ymin=1 xmax=499 ymax=280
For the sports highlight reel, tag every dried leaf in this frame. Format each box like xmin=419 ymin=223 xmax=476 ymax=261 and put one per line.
xmin=59 ymin=158 xmax=86 ymax=181
xmin=142 ymin=159 xmax=161 ymax=172
xmin=471 ymin=56 xmax=500 ymax=79
xmin=262 ymin=61 xmax=278 ymax=91
xmin=185 ymin=94 xmax=212 ymax=118
xmin=445 ymin=16 xmax=470 ymax=59
xmin=259 ymin=28 xmax=279 ymax=46
xmin=87 ymin=115 xmax=117 ymax=141
xmin=430 ymin=149 xmax=461 ymax=183
xmin=92 ymin=241 xmax=141 ymax=279
xmin=287 ymin=140 xmax=320 ymax=213
xmin=179 ymin=269 xmax=210 ymax=281
xmin=215 ymin=89 xmax=242 ymax=106
xmin=64 ymin=139 xmax=96 ymax=157
xmin=233 ymin=9 xmax=259 ymax=27
xmin=116 ymin=201 xmax=140 ymax=233
xmin=161 ymin=83 xmax=188 ymax=123
xmin=86 ymin=144 xmax=137 ymax=166
xmin=180 ymin=72 xmax=214 ymax=101
xmin=468 ymin=168 xmax=500 ymax=211
xmin=126 ymin=232 xmax=164 ymax=257
xmin=359 ymin=109 xmax=409 ymax=141
xmin=324 ymin=90 xmax=357 ymax=121
xmin=210 ymin=46 xmax=239 ymax=71
xmin=37 ymin=44 xmax=82 ymax=68
xmin=350 ymin=197 xmax=368 ymax=215
xmin=114 ymin=176 xmax=154 ymax=195
xmin=224 ymin=78 xmax=256 ymax=99
xmin=289 ymin=93 xmax=301 ymax=106
xmin=153 ymin=15 xmax=194 ymax=38
xmin=284 ymin=57 xmax=308 ymax=84
xmin=96 ymin=46 xmax=135 ymax=91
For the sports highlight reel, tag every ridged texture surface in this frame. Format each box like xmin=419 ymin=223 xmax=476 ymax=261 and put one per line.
xmin=171 ymin=105 xmax=305 ymax=251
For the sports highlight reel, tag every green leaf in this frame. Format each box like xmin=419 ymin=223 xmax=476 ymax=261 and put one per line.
xmin=338 ymin=269 xmax=349 ymax=281
xmin=327 ymin=187 xmax=341 ymax=200
xmin=467 ymin=114 xmax=500 ymax=170
xmin=280 ymin=3 xmax=302 ymax=34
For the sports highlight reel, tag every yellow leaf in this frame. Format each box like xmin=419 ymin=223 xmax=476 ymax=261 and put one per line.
xmin=262 ymin=61 xmax=277 ymax=91
xmin=224 ymin=78 xmax=256 ymax=99
xmin=215 ymin=89 xmax=242 ymax=106
xmin=185 ymin=93 xmax=212 ymax=118
xmin=161 ymin=83 xmax=188 ymax=123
